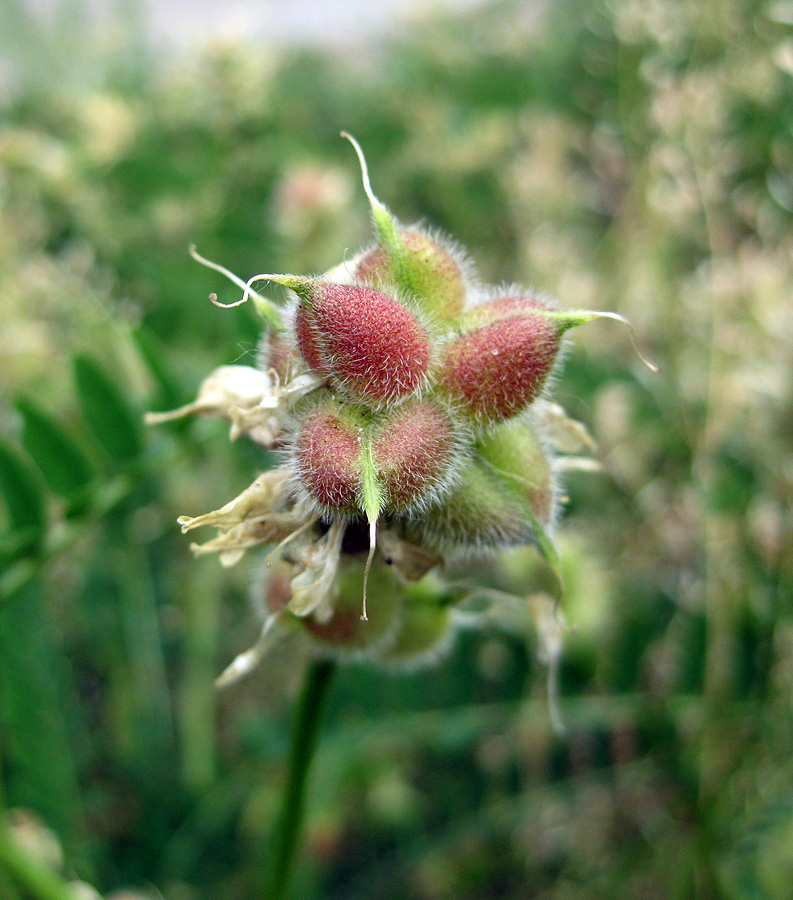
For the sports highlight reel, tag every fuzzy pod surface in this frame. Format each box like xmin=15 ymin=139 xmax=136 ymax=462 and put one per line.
xmin=293 ymin=282 xmax=431 ymax=406
xmin=294 ymin=398 xmax=364 ymax=514
xmin=460 ymin=294 xmax=549 ymax=330
xmin=262 ymin=329 xmax=298 ymax=382
xmin=294 ymin=305 xmax=332 ymax=378
xmin=372 ymin=400 xmax=461 ymax=512
xmin=477 ymin=418 xmax=557 ymax=527
xmin=356 ymin=229 xmax=467 ymax=321
xmin=406 ymin=457 xmax=537 ymax=553
xmin=439 ymin=311 xmax=562 ymax=422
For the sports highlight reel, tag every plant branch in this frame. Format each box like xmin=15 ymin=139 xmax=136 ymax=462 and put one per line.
xmin=262 ymin=658 xmax=336 ymax=900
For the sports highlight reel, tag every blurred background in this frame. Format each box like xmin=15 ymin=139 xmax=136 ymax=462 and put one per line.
xmin=1 ymin=0 xmax=792 ymax=897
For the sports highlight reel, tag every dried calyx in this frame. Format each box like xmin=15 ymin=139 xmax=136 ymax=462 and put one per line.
xmin=150 ymin=133 xmax=654 ymax=682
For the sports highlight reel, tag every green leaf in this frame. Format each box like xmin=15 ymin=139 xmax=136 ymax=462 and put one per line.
xmin=0 ymin=440 xmax=46 ymax=554
xmin=0 ymin=558 xmax=37 ymax=599
xmin=0 ymin=579 xmax=83 ymax=841
xmin=73 ymin=354 xmax=144 ymax=464
xmin=16 ymin=398 xmax=95 ymax=499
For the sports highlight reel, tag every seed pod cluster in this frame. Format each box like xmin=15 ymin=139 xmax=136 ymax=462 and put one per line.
xmin=274 ymin=141 xmax=580 ymax=560
xmin=168 ymin=134 xmax=647 ymax=676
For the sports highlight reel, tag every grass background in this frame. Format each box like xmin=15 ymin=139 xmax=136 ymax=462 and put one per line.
xmin=1 ymin=0 xmax=792 ymax=897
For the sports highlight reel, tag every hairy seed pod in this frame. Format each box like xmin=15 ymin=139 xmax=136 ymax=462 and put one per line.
xmin=406 ymin=458 xmax=531 ymax=553
xmin=302 ymin=560 xmax=401 ymax=656
xmin=438 ymin=311 xmax=562 ymax=422
xmin=406 ymin=420 xmax=556 ymax=554
xmin=342 ymin=133 xmax=468 ymax=322
xmin=356 ymin=229 xmax=467 ymax=321
xmin=476 ymin=418 xmax=557 ymax=526
xmin=294 ymin=398 xmax=363 ymax=514
xmin=294 ymin=305 xmax=332 ymax=378
xmin=460 ymin=294 xmax=549 ymax=329
xmin=261 ymin=329 xmax=299 ymax=383
xmin=288 ymin=281 xmax=431 ymax=406
xmin=372 ymin=400 xmax=460 ymax=512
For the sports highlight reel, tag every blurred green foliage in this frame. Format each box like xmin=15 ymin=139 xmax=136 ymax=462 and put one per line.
xmin=1 ymin=0 xmax=792 ymax=897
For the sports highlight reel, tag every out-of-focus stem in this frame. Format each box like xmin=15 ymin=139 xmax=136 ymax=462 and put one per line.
xmin=262 ymin=658 xmax=336 ymax=900
xmin=0 ymin=814 xmax=76 ymax=900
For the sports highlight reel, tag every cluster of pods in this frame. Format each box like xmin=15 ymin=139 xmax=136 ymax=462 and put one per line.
xmin=151 ymin=135 xmax=650 ymax=676
xmin=270 ymin=150 xmax=596 ymax=553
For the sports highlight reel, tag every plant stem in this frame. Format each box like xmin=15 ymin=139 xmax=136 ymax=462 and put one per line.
xmin=262 ymin=658 xmax=336 ymax=900
xmin=0 ymin=819 xmax=76 ymax=900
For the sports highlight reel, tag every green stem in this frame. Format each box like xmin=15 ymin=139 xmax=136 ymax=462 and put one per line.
xmin=0 ymin=819 xmax=76 ymax=900
xmin=0 ymin=777 xmax=20 ymax=900
xmin=262 ymin=658 xmax=336 ymax=900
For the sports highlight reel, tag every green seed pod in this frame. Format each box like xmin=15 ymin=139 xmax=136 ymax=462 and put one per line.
xmin=343 ymin=133 xmax=469 ymax=321
xmin=301 ymin=559 xmax=402 ymax=657
xmin=356 ymin=229 xmax=468 ymax=322
xmin=405 ymin=457 xmax=529 ymax=553
xmin=476 ymin=417 xmax=557 ymax=527
xmin=381 ymin=603 xmax=452 ymax=668
xmin=405 ymin=420 xmax=557 ymax=555
xmin=379 ymin=576 xmax=455 ymax=669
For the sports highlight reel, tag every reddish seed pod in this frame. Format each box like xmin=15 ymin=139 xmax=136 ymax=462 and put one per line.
xmin=294 ymin=400 xmax=362 ymax=514
xmin=373 ymin=400 xmax=458 ymax=511
xmin=460 ymin=294 xmax=549 ymax=329
xmin=294 ymin=282 xmax=431 ymax=406
xmin=439 ymin=311 xmax=561 ymax=422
